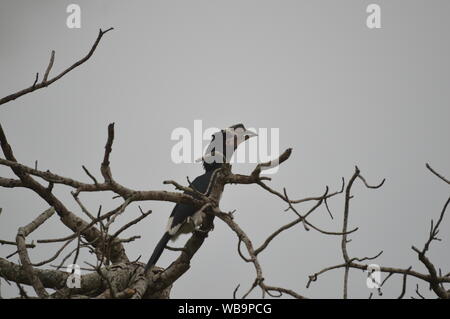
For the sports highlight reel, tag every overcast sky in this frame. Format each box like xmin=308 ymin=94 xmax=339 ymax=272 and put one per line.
xmin=1 ymin=0 xmax=450 ymax=298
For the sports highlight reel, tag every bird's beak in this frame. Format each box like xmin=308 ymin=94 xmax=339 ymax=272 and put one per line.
xmin=244 ymin=129 xmax=258 ymax=140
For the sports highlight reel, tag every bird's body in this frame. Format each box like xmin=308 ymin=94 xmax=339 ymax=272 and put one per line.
xmin=145 ymin=124 xmax=256 ymax=271
xmin=165 ymin=168 xmax=221 ymax=238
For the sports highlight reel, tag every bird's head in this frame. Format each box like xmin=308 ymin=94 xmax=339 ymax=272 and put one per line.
xmin=201 ymin=123 xmax=257 ymax=170
xmin=223 ymin=123 xmax=258 ymax=149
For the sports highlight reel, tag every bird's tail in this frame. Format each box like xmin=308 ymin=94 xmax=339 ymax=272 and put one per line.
xmin=145 ymin=232 xmax=171 ymax=271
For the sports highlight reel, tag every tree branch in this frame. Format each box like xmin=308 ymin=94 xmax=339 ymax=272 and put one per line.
xmin=0 ymin=28 xmax=113 ymax=106
xmin=15 ymin=208 xmax=55 ymax=298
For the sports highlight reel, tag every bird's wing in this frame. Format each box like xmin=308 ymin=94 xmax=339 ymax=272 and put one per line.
xmin=166 ymin=169 xmax=220 ymax=234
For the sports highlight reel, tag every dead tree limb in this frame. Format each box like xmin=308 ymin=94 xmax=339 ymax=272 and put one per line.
xmin=0 ymin=28 xmax=113 ymax=106
xmin=15 ymin=208 xmax=55 ymax=298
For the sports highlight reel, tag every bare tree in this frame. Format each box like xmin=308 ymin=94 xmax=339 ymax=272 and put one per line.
xmin=0 ymin=29 xmax=449 ymax=299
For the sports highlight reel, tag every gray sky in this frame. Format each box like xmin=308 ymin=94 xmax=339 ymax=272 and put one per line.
xmin=1 ymin=0 xmax=449 ymax=298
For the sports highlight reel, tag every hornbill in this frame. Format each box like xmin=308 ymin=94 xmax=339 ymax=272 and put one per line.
xmin=145 ymin=124 xmax=257 ymax=271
